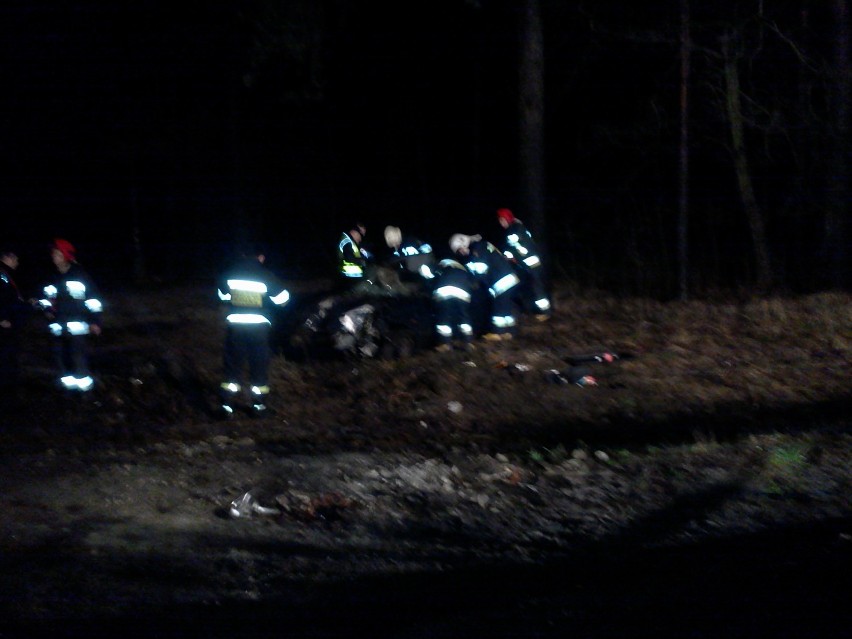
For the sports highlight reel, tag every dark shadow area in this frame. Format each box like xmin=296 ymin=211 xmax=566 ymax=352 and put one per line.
xmin=1 ymin=507 xmax=848 ymax=638
xmin=2 ymin=383 xmax=849 ymax=464
xmin=487 ymin=396 xmax=852 ymax=457
xmin=240 ymin=395 xmax=852 ymax=462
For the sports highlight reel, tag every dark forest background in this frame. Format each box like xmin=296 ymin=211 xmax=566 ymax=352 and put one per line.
xmin=1 ymin=0 xmax=848 ymax=298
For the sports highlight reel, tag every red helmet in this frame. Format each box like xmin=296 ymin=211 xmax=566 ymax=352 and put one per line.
xmin=497 ymin=208 xmax=515 ymax=225
xmin=53 ymin=238 xmax=77 ymax=262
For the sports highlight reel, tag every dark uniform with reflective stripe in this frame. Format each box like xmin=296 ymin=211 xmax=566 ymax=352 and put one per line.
xmin=38 ymin=263 xmax=103 ymax=392
xmin=463 ymin=239 xmax=520 ymax=337
xmin=428 ymin=259 xmax=476 ymax=347
xmin=499 ymin=219 xmax=551 ymax=318
xmin=217 ymin=256 xmax=290 ymax=416
xmin=389 ymin=236 xmax=436 ymax=281
xmin=0 ymin=261 xmax=29 ymax=389
xmin=337 ymin=232 xmax=367 ymax=280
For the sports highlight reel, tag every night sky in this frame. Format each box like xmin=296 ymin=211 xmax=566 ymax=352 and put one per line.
xmin=1 ymin=1 xmax=846 ymax=293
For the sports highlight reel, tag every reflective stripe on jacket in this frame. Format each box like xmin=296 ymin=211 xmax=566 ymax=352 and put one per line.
xmin=218 ymin=258 xmax=290 ymax=324
xmin=338 ymin=232 xmax=365 ymax=278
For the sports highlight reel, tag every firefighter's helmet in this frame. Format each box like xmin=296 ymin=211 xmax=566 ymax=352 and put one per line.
xmin=384 ymin=225 xmax=402 ymax=248
xmin=449 ymin=234 xmax=471 ymax=254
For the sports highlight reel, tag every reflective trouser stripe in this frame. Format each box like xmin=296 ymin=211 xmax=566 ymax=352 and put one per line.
xmin=60 ymin=375 xmax=94 ymax=391
xmin=49 ymin=321 xmax=91 ymax=336
xmin=226 ymin=314 xmax=270 ymax=324
xmin=535 ymin=298 xmax=551 ymax=311
xmin=492 ymin=315 xmax=516 ymax=328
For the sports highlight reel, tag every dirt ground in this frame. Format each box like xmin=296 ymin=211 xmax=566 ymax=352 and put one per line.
xmin=1 ymin=280 xmax=850 ymax=638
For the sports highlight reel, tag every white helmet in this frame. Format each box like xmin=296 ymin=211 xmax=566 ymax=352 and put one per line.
xmin=384 ymin=225 xmax=402 ymax=248
xmin=449 ymin=233 xmax=471 ymax=254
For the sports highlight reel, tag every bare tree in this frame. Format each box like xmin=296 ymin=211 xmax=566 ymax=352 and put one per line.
xmin=678 ymin=0 xmax=691 ymax=300
xmin=241 ymin=0 xmax=328 ymax=101
xmin=825 ymin=0 xmax=849 ymax=288
xmin=130 ymin=186 xmax=146 ymax=283
xmin=519 ymin=0 xmax=547 ymax=266
xmin=720 ymin=29 xmax=773 ymax=290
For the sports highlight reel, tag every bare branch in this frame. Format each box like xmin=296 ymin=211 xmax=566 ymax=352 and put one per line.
xmin=763 ymin=19 xmax=822 ymax=73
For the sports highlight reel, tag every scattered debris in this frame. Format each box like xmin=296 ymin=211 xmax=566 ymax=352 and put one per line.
xmin=564 ymin=350 xmax=629 ymax=365
xmin=507 ymin=363 xmax=532 ymax=376
xmin=228 ymin=492 xmax=281 ymax=519
xmin=546 ymin=367 xmax=597 ymax=387
xmin=276 ymin=491 xmax=355 ymax=523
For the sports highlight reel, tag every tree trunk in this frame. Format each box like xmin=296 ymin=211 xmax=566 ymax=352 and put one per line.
xmin=721 ymin=32 xmax=773 ymax=290
xmin=677 ymin=0 xmax=691 ymax=300
xmin=519 ymin=0 xmax=547 ymax=269
xmin=825 ymin=0 xmax=850 ymax=288
xmin=130 ymin=186 xmax=146 ymax=284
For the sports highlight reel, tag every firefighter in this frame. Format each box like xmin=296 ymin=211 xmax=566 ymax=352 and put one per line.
xmin=0 ymin=245 xmax=30 ymax=393
xmin=496 ymin=208 xmax=551 ymax=321
xmin=383 ymin=225 xmax=436 ymax=281
xmin=429 ymin=258 xmax=476 ymax=352
xmin=337 ymin=223 xmax=371 ymax=283
xmin=217 ymin=243 xmax=290 ymax=418
xmin=450 ymin=233 xmax=520 ymax=341
xmin=37 ymin=239 xmax=103 ymax=393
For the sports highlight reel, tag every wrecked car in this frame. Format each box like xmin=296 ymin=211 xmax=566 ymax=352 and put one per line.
xmin=279 ymin=266 xmax=441 ymax=361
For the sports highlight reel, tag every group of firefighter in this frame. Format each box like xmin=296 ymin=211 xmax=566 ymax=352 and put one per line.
xmin=337 ymin=207 xmax=552 ymax=350
xmin=1 ymin=239 xmax=104 ymax=403
xmin=0 ymin=207 xmax=550 ymax=420
xmin=216 ymin=206 xmax=551 ymax=418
